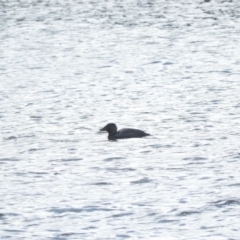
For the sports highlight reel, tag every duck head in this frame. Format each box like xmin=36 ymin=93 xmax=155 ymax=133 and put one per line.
xmin=100 ymin=123 xmax=117 ymax=136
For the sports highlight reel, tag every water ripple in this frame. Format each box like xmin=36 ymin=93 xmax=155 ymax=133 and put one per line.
xmin=1 ymin=0 xmax=240 ymax=239
xmin=49 ymin=206 xmax=114 ymax=214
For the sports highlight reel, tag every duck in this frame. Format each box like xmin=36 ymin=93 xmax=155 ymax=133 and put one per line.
xmin=100 ymin=123 xmax=150 ymax=140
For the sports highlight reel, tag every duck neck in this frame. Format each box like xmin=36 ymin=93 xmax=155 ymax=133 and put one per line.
xmin=108 ymin=130 xmax=116 ymax=136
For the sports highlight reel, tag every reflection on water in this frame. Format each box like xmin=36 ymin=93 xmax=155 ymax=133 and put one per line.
xmin=1 ymin=0 xmax=240 ymax=239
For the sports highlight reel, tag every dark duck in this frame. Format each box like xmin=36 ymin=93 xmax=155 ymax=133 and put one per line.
xmin=100 ymin=123 xmax=150 ymax=140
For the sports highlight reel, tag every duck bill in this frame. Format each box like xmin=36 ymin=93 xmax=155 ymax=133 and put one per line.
xmin=100 ymin=126 xmax=107 ymax=131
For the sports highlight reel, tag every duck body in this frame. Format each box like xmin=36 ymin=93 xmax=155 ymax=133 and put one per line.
xmin=100 ymin=123 xmax=150 ymax=140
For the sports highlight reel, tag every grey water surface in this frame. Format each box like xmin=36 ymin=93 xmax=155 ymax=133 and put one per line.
xmin=1 ymin=0 xmax=240 ymax=239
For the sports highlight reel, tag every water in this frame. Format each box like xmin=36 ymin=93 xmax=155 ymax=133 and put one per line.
xmin=1 ymin=0 xmax=240 ymax=239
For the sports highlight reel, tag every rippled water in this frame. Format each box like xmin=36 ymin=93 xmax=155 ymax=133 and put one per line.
xmin=1 ymin=0 xmax=240 ymax=239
